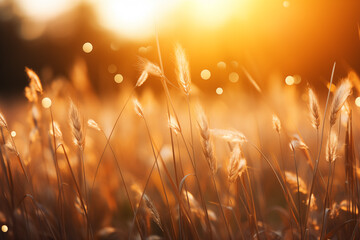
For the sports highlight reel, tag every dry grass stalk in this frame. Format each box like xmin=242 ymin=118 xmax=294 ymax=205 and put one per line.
xmin=197 ymin=105 xmax=217 ymax=175
xmin=49 ymin=121 xmax=62 ymax=139
xmin=285 ymin=171 xmax=308 ymax=194
xmin=69 ymin=100 xmax=85 ymax=148
xmin=308 ymin=88 xmax=321 ymax=129
xmin=329 ymin=79 xmax=352 ymax=126
xmin=272 ymin=114 xmax=281 ymax=133
xmin=168 ymin=115 xmax=181 ymax=135
xmin=0 ymin=112 xmax=7 ymax=128
xmin=227 ymin=144 xmax=247 ymax=183
xmin=326 ymin=131 xmax=338 ymax=163
xmin=175 ymin=44 xmax=191 ymax=95
xmin=133 ymin=98 xmax=145 ymax=118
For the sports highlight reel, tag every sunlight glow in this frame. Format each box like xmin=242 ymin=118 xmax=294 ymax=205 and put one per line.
xmin=15 ymin=0 xmax=78 ymax=21
xmin=192 ymin=0 xmax=247 ymax=28
xmin=96 ymin=0 xmax=178 ymax=39
xmin=216 ymin=87 xmax=223 ymax=95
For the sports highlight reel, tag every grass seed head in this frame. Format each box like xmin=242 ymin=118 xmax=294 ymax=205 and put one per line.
xmin=308 ymin=88 xmax=321 ymax=129
xmin=175 ymin=44 xmax=191 ymax=95
xmin=227 ymin=144 xmax=247 ymax=183
xmin=272 ymin=114 xmax=281 ymax=133
xmin=69 ymin=100 xmax=85 ymax=148
xmin=330 ymin=79 xmax=352 ymax=126
xmin=326 ymin=131 xmax=338 ymax=163
xmin=197 ymin=105 xmax=217 ymax=175
xmin=25 ymin=67 xmax=43 ymax=94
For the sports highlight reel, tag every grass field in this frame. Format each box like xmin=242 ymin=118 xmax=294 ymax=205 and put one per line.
xmin=0 ymin=42 xmax=359 ymax=240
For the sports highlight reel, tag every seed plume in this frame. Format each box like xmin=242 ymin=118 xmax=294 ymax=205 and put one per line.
xmin=136 ymin=71 xmax=149 ymax=87
xmin=329 ymin=79 xmax=352 ymax=126
xmin=227 ymin=144 xmax=247 ymax=183
xmin=175 ymin=44 xmax=191 ymax=95
xmin=326 ymin=131 xmax=338 ymax=163
xmin=87 ymin=119 xmax=101 ymax=131
xmin=197 ymin=105 xmax=217 ymax=175
xmin=211 ymin=129 xmax=247 ymax=144
xmin=69 ymin=100 xmax=85 ymax=148
xmin=272 ymin=114 xmax=281 ymax=133
xmin=308 ymin=88 xmax=321 ymax=129
xmin=25 ymin=67 xmax=43 ymax=93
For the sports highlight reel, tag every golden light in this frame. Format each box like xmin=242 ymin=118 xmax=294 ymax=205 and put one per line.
xmin=283 ymin=1 xmax=290 ymax=8
xmin=82 ymin=42 xmax=93 ymax=53
xmin=42 ymin=97 xmax=52 ymax=109
xmin=95 ymin=0 xmax=179 ymax=39
xmin=229 ymin=72 xmax=239 ymax=83
xmin=192 ymin=0 xmax=247 ymax=28
xmin=1 ymin=225 xmax=8 ymax=233
xmin=114 ymin=74 xmax=124 ymax=83
xmin=14 ymin=0 xmax=78 ymax=21
xmin=11 ymin=131 xmax=16 ymax=137
xmin=216 ymin=87 xmax=223 ymax=95
xmin=355 ymin=97 xmax=360 ymax=107
xmin=285 ymin=76 xmax=295 ymax=85
xmin=201 ymin=69 xmax=211 ymax=80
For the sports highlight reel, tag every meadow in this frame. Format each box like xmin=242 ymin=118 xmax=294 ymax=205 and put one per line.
xmin=0 ymin=44 xmax=359 ymax=240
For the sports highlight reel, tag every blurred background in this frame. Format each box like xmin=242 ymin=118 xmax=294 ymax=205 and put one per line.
xmin=0 ymin=0 xmax=360 ymax=98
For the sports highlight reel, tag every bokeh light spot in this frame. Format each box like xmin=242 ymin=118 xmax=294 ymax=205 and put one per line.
xmin=201 ymin=69 xmax=211 ymax=80
xmin=82 ymin=42 xmax=93 ymax=53
xmin=1 ymin=225 xmax=8 ymax=233
xmin=285 ymin=76 xmax=294 ymax=85
xmin=114 ymin=74 xmax=124 ymax=83
xmin=42 ymin=97 xmax=52 ymax=109
xmin=216 ymin=87 xmax=223 ymax=95
xmin=11 ymin=131 xmax=16 ymax=137
xmin=355 ymin=97 xmax=360 ymax=107
xmin=229 ymin=72 xmax=239 ymax=83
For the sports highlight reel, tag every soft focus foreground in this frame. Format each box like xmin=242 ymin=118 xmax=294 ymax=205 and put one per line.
xmin=0 ymin=44 xmax=360 ymax=240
